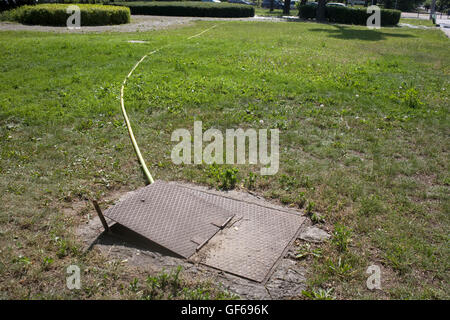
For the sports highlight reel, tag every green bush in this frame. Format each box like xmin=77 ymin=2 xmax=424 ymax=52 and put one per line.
xmin=326 ymin=6 xmax=365 ymax=25
xmin=113 ymin=1 xmax=255 ymax=18
xmin=326 ymin=7 xmax=400 ymax=26
xmin=298 ymin=5 xmax=400 ymax=26
xmin=298 ymin=3 xmax=316 ymax=19
xmin=379 ymin=8 xmax=401 ymax=26
xmin=2 ymin=4 xmax=130 ymax=26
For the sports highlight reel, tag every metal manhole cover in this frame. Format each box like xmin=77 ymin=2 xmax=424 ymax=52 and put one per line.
xmin=103 ymin=181 xmax=234 ymax=258
xmin=181 ymin=186 xmax=305 ymax=283
xmin=103 ymin=181 xmax=305 ymax=283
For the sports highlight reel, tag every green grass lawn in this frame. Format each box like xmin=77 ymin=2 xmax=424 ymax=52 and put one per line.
xmin=0 ymin=21 xmax=449 ymax=299
xmin=400 ymin=18 xmax=436 ymax=27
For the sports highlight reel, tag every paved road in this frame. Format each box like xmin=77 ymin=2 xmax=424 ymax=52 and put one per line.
xmin=401 ymin=12 xmax=449 ymax=20
xmin=436 ymin=18 xmax=450 ymax=38
xmin=400 ymin=12 xmax=450 ymax=38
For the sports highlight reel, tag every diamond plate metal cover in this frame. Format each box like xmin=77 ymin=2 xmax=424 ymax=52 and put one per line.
xmin=182 ymin=187 xmax=305 ymax=283
xmin=103 ymin=181 xmax=234 ymax=258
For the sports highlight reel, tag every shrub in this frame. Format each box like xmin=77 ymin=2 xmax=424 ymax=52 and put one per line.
xmin=2 ymin=4 xmax=130 ymax=26
xmin=113 ymin=1 xmax=255 ymax=18
xmin=326 ymin=6 xmax=365 ymax=25
xmin=331 ymin=223 xmax=352 ymax=252
xmin=379 ymin=8 xmax=401 ymax=26
xmin=298 ymin=5 xmax=401 ymax=26
xmin=326 ymin=7 xmax=400 ymax=26
xmin=298 ymin=3 xmax=316 ymax=19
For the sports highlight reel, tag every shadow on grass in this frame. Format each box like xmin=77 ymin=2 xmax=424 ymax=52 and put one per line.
xmin=88 ymin=223 xmax=183 ymax=259
xmin=308 ymin=25 xmax=416 ymax=41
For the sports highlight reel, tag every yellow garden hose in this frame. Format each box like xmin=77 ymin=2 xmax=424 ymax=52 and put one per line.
xmin=119 ymin=23 xmax=219 ymax=185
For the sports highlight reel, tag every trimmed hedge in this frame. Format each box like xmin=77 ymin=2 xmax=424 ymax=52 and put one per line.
xmin=298 ymin=5 xmax=401 ymax=26
xmin=3 ymin=4 xmax=130 ymax=26
xmin=114 ymin=1 xmax=255 ymax=18
xmin=326 ymin=6 xmax=400 ymax=26
xmin=298 ymin=3 xmax=315 ymax=19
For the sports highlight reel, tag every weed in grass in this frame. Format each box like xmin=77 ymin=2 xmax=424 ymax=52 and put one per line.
xmin=41 ymin=257 xmax=54 ymax=271
xmin=306 ymin=201 xmax=315 ymax=215
xmin=140 ymin=266 xmax=231 ymax=300
xmin=311 ymin=212 xmax=325 ymax=224
xmin=358 ymin=194 xmax=385 ymax=216
xmin=305 ymin=201 xmax=324 ymax=223
xmin=295 ymin=192 xmax=307 ymax=209
xmin=244 ymin=171 xmax=257 ymax=190
xmin=279 ymin=174 xmax=298 ymax=191
xmin=206 ymin=164 xmax=240 ymax=190
xmin=14 ymin=255 xmax=31 ymax=267
xmin=182 ymin=287 xmax=211 ymax=300
xmin=332 ymin=224 xmax=352 ymax=252
xmin=296 ymin=243 xmax=323 ymax=260
xmin=402 ymin=87 xmax=424 ymax=109
xmin=327 ymin=257 xmax=353 ymax=278
xmin=143 ymin=266 xmax=182 ymax=299
xmin=129 ymin=278 xmax=139 ymax=293
xmin=302 ymin=288 xmax=336 ymax=300
xmin=280 ymin=194 xmax=294 ymax=205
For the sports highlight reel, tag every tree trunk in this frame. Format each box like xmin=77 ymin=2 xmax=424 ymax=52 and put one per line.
xmin=270 ymin=0 xmax=274 ymax=12
xmin=316 ymin=0 xmax=327 ymax=22
xmin=430 ymin=0 xmax=436 ymax=20
xmin=284 ymin=0 xmax=291 ymax=15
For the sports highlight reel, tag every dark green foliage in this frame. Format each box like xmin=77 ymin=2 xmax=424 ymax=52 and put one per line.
xmin=326 ymin=6 xmax=367 ymax=25
xmin=113 ymin=1 xmax=255 ymax=17
xmin=3 ymin=4 xmax=130 ymax=26
xmin=298 ymin=5 xmax=401 ymax=26
xmin=298 ymin=3 xmax=316 ymax=19
xmin=0 ymin=0 xmax=36 ymax=13
xmin=207 ymin=164 xmax=240 ymax=190
xmin=395 ymin=0 xmax=423 ymax=11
